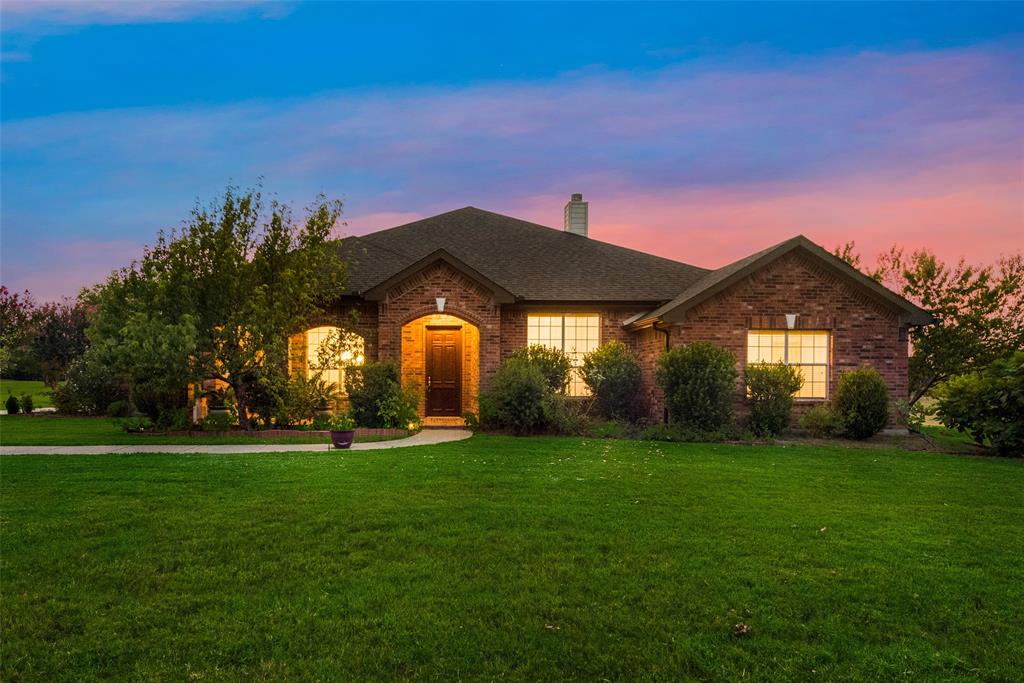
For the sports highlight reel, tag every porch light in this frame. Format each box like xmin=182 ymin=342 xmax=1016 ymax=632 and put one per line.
xmin=436 ymin=297 xmax=446 ymax=312
xmin=785 ymin=313 xmax=798 ymax=330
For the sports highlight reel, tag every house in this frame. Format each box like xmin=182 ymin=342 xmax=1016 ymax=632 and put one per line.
xmin=287 ymin=194 xmax=931 ymax=426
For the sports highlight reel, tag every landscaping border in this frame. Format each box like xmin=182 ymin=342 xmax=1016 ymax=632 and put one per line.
xmin=133 ymin=427 xmax=411 ymax=439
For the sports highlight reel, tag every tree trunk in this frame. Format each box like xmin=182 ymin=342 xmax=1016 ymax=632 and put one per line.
xmin=232 ymin=382 xmax=251 ymax=430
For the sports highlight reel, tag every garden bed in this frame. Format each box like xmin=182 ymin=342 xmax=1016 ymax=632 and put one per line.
xmin=137 ymin=427 xmax=411 ymax=439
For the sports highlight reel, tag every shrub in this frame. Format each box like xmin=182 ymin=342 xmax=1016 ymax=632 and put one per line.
xmin=277 ymin=374 xmax=322 ymax=426
xmin=5 ymin=393 xmax=19 ymax=414
xmin=935 ymin=352 xmax=1023 ymax=456
xmin=201 ymin=411 xmax=234 ymax=432
xmin=345 ymin=362 xmax=419 ymax=429
xmin=479 ymin=358 xmax=549 ymax=434
xmin=508 ymin=345 xmax=572 ymax=393
xmin=832 ymin=366 xmax=890 ymax=439
xmin=799 ymin=404 xmax=841 ymax=438
xmin=542 ymin=393 xmax=592 ymax=436
xmin=19 ymin=393 xmax=34 ymax=414
xmin=156 ymin=406 xmax=191 ymax=431
xmin=895 ymin=399 xmax=932 ymax=433
xmin=656 ymin=342 xmax=737 ymax=430
xmin=114 ymin=416 xmax=154 ymax=433
xmin=462 ymin=411 xmax=480 ymax=432
xmin=744 ymin=362 xmax=803 ymax=436
xmin=581 ymin=341 xmax=643 ymax=420
xmin=51 ymin=349 xmax=127 ymax=415
xmin=106 ymin=399 xmax=132 ymax=418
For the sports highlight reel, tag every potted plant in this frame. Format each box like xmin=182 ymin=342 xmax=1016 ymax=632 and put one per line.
xmin=312 ymin=378 xmax=342 ymax=417
xmin=329 ymin=413 xmax=357 ymax=450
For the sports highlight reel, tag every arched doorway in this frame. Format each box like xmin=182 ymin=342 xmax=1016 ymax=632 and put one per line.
xmin=401 ymin=313 xmax=480 ymax=419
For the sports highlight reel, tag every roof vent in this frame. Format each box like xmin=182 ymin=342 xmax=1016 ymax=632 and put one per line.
xmin=563 ymin=193 xmax=588 ymax=237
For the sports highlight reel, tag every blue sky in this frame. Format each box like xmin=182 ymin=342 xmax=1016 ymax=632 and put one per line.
xmin=2 ymin=2 xmax=1022 ymax=300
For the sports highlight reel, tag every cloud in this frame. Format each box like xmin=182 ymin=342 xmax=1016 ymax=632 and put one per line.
xmin=0 ymin=1 xmax=288 ymax=32
xmin=2 ymin=43 xmax=1021 ymax=299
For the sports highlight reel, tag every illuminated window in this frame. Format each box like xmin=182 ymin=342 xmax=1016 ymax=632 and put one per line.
xmin=747 ymin=330 xmax=829 ymax=399
xmin=527 ymin=314 xmax=600 ymax=396
xmin=305 ymin=326 xmax=365 ymax=392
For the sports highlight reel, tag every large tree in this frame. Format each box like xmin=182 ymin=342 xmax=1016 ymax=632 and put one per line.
xmin=834 ymin=242 xmax=1023 ymax=403
xmin=91 ymin=187 xmax=346 ymax=427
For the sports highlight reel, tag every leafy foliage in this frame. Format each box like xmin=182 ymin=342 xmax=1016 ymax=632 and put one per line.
xmin=51 ymin=348 xmax=128 ymax=416
xmin=19 ymin=394 xmax=34 ymax=415
xmin=86 ymin=186 xmax=346 ymax=428
xmin=656 ymin=342 xmax=737 ymax=430
xmin=744 ymin=361 xmax=803 ymax=436
xmin=0 ymin=287 xmax=90 ymax=384
xmin=345 ymin=362 xmax=419 ymax=429
xmin=479 ymin=358 xmax=550 ymax=435
xmin=5 ymin=393 xmax=20 ymax=415
xmin=507 ymin=344 xmax=572 ymax=393
xmin=799 ymin=404 xmax=842 ymax=438
xmin=835 ymin=242 xmax=1023 ymax=403
xmin=581 ymin=341 xmax=643 ymax=420
xmin=832 ymin=367 xmax=890 ymax=439
xmin=935 ymin=352 xmax=1023 ymax=456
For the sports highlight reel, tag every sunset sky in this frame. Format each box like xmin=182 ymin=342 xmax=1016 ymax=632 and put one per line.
xmin=2 ymin=1 xmax=1021 ymax=301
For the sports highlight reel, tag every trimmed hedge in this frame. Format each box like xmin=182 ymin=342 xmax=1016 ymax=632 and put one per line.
xmin=581 ymin=341 xmax=643 ymax=421
xmin=745 ymin=361 xmax=803 ymax=436
xmin=656 ymin=342 xmax=737 ymax=431
xmin=832 ymin=367 xmax=889 ymax=440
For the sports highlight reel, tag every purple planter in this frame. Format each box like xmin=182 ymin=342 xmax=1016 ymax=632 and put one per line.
xmin=330 ymin=430 xmax=355 ymax=449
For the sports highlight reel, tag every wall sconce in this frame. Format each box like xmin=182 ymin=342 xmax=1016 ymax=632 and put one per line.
xmin=785 ymin=313 xmax=797 ymax=329
xmin=436 ymin=297 xmax=446 ymax=312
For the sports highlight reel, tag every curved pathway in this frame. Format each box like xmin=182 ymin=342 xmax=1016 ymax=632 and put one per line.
xmin=0 ymin=429 xmax=473 ymax=456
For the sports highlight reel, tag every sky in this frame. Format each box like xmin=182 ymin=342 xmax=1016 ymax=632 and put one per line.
xmin=1 ymin=1 xmax=1022 ymax=301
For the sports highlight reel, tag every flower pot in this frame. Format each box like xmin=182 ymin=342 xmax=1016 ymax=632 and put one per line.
xmin=330 ymin=430 xmax=355 ymax=449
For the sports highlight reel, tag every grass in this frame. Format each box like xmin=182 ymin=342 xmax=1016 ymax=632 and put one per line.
xmin=0 ymin=378 xmax=53 ymax=408
xmin=2 ymin=436 xmax=1022 ymax=681
xmin=0 ymin=415 xmax=401 ymax=446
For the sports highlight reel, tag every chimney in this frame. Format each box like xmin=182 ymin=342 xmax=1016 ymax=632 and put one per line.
xmin=563 ymin=192 xmax=588 ymax=237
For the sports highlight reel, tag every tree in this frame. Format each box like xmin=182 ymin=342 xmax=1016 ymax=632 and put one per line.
xmin=90 ymin=187 xmax=346 ymax=428
xmin=32 ymin=298 xmax=90 ymax=387
xmin=834 ymin=243 xmax=1023 ymax=403
xmin=0 ymin=286 xmax=37 ymax=377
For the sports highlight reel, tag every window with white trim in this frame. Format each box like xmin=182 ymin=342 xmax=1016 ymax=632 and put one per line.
xmin=747 ymin=330 xmax=829 ymax=399
xmin=527 ymin=314 xmax=600 ymax=396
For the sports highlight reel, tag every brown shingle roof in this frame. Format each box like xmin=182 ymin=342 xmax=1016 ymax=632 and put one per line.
xmin=336 ymin=207 xmax=709 ymax=302
xmin=624 ymin=235 xmax=933 ymax=327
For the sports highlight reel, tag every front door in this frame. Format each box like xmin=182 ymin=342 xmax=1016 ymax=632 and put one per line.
xmin=426 ymin=326 xmax=461 ymax=416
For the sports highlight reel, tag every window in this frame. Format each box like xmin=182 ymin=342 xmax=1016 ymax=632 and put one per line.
xmin=747 ymin=330 xmax=829 ymax=399
xmin=305 ymin=326 xmax=364 ymax=392
xmin=527 ymin=314 xmax=600 ymax=396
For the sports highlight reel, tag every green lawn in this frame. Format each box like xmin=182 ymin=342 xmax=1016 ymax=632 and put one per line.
xmin=0 ymin=378 xmax=53 ymax=408
xmin=2 ymin=437 xmax=1021 ymax=681
xmin=0 ymin=415 xmax=398 ymax=445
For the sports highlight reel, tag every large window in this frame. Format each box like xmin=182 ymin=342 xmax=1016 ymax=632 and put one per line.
xmin=747 ymin=330 xmax=829 ymax=399
xmin=305 ymin=326 xmax=364 ymax=392
xmin=527 ymin=314 xmax=600 ymax=396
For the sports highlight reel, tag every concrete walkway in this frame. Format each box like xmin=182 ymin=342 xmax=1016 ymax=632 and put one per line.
xmin=0 ymin=429 xmax=473 ymax=456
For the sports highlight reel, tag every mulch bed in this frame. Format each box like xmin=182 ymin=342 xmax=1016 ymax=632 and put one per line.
xmin=135 ymin=428 xmax=410 ymax=439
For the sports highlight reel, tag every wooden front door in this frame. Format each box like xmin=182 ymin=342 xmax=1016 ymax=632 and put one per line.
xmin=426 ymin=326 xmax=461 ymax=416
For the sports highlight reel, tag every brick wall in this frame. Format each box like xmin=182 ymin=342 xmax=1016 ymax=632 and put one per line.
xmin=669 ymin=251 xmax=909 ymax=426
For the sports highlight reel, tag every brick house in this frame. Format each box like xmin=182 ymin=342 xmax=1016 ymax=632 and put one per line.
xmin=288 ymin=194 xmax=931 ymax=426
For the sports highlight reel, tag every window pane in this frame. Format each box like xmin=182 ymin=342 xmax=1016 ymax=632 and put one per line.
xmin=746 ymin=330 xmax=785 ymax=363
xmin=749 ymin=330 xmax=829 ymax=398
xmin=528 ymin=314 xmax=599 ymax=396
xmin=794 ymin=364 xmax=827 ymax=399
xmin=306 ymin=326 xmax=364 ymax=394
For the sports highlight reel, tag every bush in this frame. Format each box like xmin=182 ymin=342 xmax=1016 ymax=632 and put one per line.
xmin=581 ymin=341 xmax=643 ymax=420
xmin=277 ymin=374 xmax=322 ymax=426
xmin=508 ymin=345 xmax=572 ymax=393
xmin=114 ymin=416 xmax=154 ymax=432
xmin=479 ymin=358 xmax=549 ymax=434
xmin=20 ymin=393 xmax=34 ymax=414
xmin=345 ymin=362 xmax=420 ymax=429
xmin=156 ymin=406 xmax=191 ymax=431
xmin=656 ymin=342 xmax=737 ymax=430
xmin=832 ymin=366 xmax=890 ymax=439
xmin=462 ymin=411 xmax=480 ymax=432
xmin=106 ymin=399 xmax=132 ymax=418
xmin=799 ymin=404 xmax=841 ymax=438
xmin=744 ymin=362 xmax=803 ymax=436
xmin=51 ymin=349 xmax=127 ymax=415
xmin=5 ymin=393 xmax=19 ymax=414
xmin=935 ymin=352 xmax=1023 ymax=456
xmin=542 ymin=393 xmax=592 ymax=436
xmin=201 ymin=411 xmax=235 ymax=432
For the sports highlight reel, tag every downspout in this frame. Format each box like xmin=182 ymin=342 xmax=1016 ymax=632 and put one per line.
xmin=655 ymin=322 xmax=672 ymax=424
